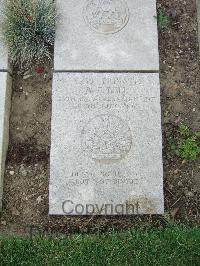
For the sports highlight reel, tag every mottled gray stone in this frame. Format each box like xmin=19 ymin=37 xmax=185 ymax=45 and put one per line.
xmin=0 ymin=3 xmax=10 ymax=210
xmin=0 ymin=43 xmax=8 ymax=71
xmin=0 ymin=72 xmax=12 ymax=210
xmin=49 ymin=73 xmax=164 ymax=215
xmin=54 ymin=0 xmax=159 ymax=71
xmin=0 ymin=0 xmax=9 ymax=70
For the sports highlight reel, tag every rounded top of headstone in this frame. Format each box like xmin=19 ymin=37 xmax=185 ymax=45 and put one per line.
xmin=83 ymin=0 xmax=130 ymax=34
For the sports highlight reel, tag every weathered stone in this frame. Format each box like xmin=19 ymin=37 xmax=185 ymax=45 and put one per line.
xmin=54 ymin=0 xmax=159 ymax=71
xmin=0 ymin=72 xmax=12 ymax=210
xmin=49 ymin=73 xmax=164 ymax=215
xmin=0 ymin=43 xmax=8 ymax=71
xmin=0 ymin=1 xmax=9 ymax=71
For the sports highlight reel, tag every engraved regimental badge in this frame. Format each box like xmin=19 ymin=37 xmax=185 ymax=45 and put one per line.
xmin=82 ymin=114 xmax=132 ymax=162
xmin=83 ymin=0 xmax=129 ymax=34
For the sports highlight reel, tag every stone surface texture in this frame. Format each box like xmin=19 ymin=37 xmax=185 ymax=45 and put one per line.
xmin=0 ymin=43 xmax=8 ymax=71
xmin=54 ymin=0 xmax=159 ymax=71
xmin=0 ymin=0 xmax=8 ymax=70
xmin=0 ymin=72 xmax=12 ymax=210
xmin=49 ymin=73 xmax=164 ymax=215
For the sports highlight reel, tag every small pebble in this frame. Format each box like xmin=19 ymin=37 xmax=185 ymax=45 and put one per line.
xmin=170 ymin=8 xmax=177 ymax=19
xmin=186 ymin=191 xmax=194 ymax=197
xmin=9 ymin=170 xmax=15 ymax=176
xmin=36 ymin=196 xmax=42 ymax=204
xmin=174 ymin=169 xmax=179 ymax=174
xmin=12 ymin=208 xmax=20 ymax=216
xmin=23 ymin=74 xmax=32 ymax=80
xmin=19 ymin=165 xmax=27 ymax=177
xmin=178 ymin=181 xmax=183 ymax=186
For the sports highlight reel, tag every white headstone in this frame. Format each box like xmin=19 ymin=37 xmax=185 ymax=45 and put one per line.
xmin=0 ymin=0 xmax=9 ymax=71
xmin=0 ymin=72 xmax=12 ymax=210
xmin=49 ymin=73 xmax=164 ymax=215
xmin=0 ymin=44 xmax=8 ymax=71
xmin=54 ymin=0 xmax=159 ymax=71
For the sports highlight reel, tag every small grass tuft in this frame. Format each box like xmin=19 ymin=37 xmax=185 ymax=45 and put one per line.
xmin=155 ymin=10 xmax=170 ymax=29
xmin=170 ymin=124 xmax=200 ymax=161
xmin=0 ymin=0 xmax=56 ymax=68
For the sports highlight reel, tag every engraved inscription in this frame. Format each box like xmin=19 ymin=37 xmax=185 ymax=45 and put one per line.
xmin=63 ymin=76 xmax=157 ymax=111
xmin=83 ymin=0 xmax=129 ymax=34
xmin=81 ymin=114 xmax=132 ymax=162
xmin=65 ymin=178 xmax=138 ymax=186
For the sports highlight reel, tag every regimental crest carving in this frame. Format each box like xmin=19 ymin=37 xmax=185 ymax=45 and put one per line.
xmin=81 ymin=114 xmax=132 ymax=163
xmin=83 ymin=0 xmax=129 ymax=34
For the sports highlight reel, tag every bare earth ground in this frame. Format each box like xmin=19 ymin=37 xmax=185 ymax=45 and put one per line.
xmin=0 ymin=0 xmax=199 ymax=234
